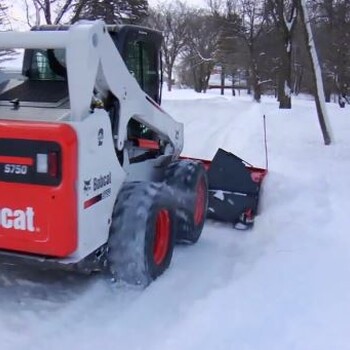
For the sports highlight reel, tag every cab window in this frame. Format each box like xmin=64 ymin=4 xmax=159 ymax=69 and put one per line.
xmin=125 ymin=40 xmax=158 ymax=101
xmin=29 ymin=49 xmax=66 ymax=80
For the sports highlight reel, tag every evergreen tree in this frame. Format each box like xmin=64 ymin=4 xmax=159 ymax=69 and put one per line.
xmin=72 ymin=0 xmax=149 ymax=24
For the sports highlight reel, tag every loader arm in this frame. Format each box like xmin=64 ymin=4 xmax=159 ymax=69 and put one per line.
xmin=0 ymin=21 xmax=183 ymax=156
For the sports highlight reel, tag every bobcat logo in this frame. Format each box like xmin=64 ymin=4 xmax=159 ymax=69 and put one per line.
xmin=84 ymin=179 xmax=92 ymax=195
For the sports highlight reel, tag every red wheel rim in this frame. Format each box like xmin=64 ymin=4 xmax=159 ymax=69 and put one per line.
xmin=194 ymin=177 xmax=206 ymax=226
xmin=153 ymin=209 xmax=170 ymax=265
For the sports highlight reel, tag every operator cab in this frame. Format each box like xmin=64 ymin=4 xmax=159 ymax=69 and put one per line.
xmin=0 ymin=24 xmax=165 ymax=164
xmin=109 ymin=25 xmax=163 ymax=104
xmin=0 ymin=24 xmax=163 ymax=106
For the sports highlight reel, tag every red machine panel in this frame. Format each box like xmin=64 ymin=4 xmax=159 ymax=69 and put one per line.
xmin=0 ymin=120 xmax=78 ymax=258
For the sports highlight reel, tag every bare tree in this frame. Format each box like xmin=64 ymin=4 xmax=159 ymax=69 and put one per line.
xmin=210 ymin=2 xmax=244 ymax=95
xmin=180 ymin=10 xmax=221 ymax=92
xmin=238 ymin=0 xmax=268 ymax=102
xmin=267 ymin=0 xmax=297 ymax=108
xmin=297 ymin=0 xmax=332 ymax=144
xmin=310 ymin=0 xmax=350 ymax=106
xmin=24 ymin=0 xmax=81 ymax=26
xmin=146 ymin=1 xmax=189 ymax=91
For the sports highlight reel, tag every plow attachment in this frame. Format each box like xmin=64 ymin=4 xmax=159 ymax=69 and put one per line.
xmin=197 ymin=149 xmax=267 ymax=229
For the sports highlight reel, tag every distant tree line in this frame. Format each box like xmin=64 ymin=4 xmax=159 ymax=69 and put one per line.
xmin=1 ymin=0 xmax=349 ymax=113
xmin=145 ymin=0 xmax=349 ymax=112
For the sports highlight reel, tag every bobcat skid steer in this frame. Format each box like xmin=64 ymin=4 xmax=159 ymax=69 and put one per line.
xmin=0 ymin=21 xmax=266 ymax=286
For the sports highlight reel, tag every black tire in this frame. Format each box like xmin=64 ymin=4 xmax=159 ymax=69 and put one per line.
xmin=165 ymin=160 xmax=208 ymax=243
xmin=108 ymin=182 xmax=176 ymax=287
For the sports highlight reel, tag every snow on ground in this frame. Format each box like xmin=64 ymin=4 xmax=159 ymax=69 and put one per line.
xmin=1 ymin=88 xmax=350 ymax=350
xmin=0 ymin=50 xmax=24 ymax=71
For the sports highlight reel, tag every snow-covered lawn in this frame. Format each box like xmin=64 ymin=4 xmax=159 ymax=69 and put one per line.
xmin=1 ymin=89 xmax=350 ymax=350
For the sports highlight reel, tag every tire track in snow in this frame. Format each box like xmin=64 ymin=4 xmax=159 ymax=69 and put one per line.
xmin=18 ymin=224 xmax=267 ymax=350
xmin=0 ymin=226 xmax=268 ymax=350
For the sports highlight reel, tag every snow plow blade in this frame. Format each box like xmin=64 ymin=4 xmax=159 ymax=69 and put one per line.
xmin=204 ymin=149 xmax=267 ymax=228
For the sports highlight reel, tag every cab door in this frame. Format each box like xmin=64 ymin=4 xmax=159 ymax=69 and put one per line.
xmin=124 ymin=38 xmax=161 ymax=103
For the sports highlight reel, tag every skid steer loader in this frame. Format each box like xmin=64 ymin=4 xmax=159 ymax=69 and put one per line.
xmin=0 ymin=21 xmax=266 ymax=286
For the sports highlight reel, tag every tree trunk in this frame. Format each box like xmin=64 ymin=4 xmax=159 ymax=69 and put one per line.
xmin=199 ymin=65 xmax=204 ymax=92
xmin=165 ymin=62 xmax=173 ymax=92
xmin=204 ymin=72 xmax=211 ymax=93
xmin=246 ymin=70 xmax=251 ymax=95
xmin=278 ymin=41 xmax=292 ymax=109
xmin=293 ymin=66 xmax=303 ymax=95
xmin=273 ymin=1 xmax=297 ymax=109
xmin=297 ymin=0 xmax=332 ymax=145
xmin=220 ymin=66 xmax=225 ymax=95
xmin=193 ymin=64 xmax=203 ymax=93
xmin=324 ymin=88 xmax=331 ymax=103
xmin=43 ymin=0 xmax=52 ymax=24
xmin=277 ymin=69 xmax=283 ymax=102
xmin=167 ymin=71 xmax=172 ymax=92
xmin=230 ymin=71 xmax=235 ymax=96
xmin=251 ymin=65 xmax=261 ymax=102
xmin=249 ymin=47 xmax=261 ymax=102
